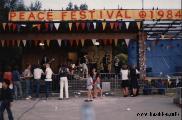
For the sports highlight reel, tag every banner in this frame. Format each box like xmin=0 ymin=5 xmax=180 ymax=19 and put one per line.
xmin=9 ymin=9 xmax=182 ymax=21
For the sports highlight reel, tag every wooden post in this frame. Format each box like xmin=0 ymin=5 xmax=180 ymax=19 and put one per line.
xmin=138 ymin=32 xmax=147 ymax=80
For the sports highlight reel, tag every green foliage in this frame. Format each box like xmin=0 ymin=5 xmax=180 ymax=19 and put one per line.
xmin=0 ymin=0 xmax=42 ymax=21
xmin=66 ymin=2 xmax=88 ymax=10
xmin=28 ymin=0 xmax=42 ymax=11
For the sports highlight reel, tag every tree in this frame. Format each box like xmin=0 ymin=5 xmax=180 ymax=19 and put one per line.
xmin=80 ymin=3 xmax=88 ymax=10
xmin=0 ymin=0 xmax=42 ymax=21
xmin=65 ymin=2 xmax=88 ymax=10
xmin=29 ymin=0 xmax=42 ymax=11
xmin=66 ymin=2 xmax=73 ymax=10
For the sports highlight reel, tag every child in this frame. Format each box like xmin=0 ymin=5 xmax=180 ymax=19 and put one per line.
xmin=86 ymin=74 xmax=93 ymax=102
xmin=0 ymin=80 xmax=14 ymax=120
xmin=94 ymin=73 xmax=103 ymax=98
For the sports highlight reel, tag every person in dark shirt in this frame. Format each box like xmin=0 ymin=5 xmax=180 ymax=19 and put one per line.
xmin=130 ymin=65 xmax=140 ymax=97
xmin=0 ymin=80 xmax=14 ymax=120
xmin=12 ymin=66 xmax=23 ymax=99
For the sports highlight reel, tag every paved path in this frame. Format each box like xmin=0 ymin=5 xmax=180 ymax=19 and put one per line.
xmin=8 ymin=95 xmax=181 ymax=120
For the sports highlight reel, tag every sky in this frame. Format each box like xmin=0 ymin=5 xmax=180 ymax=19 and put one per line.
xmin=24 ymin=0 xmax=181 ymax=10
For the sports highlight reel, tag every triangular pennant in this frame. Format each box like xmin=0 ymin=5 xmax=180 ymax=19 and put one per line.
xmin=125 ymin=22 xmax=130 ymax=29
xmin=81 ymin=39 xmax=84 ymax=46
xmin=64 ymin=40 xmax=67 ymax=46
xmin=8 ymin=23 xmax=12 ymax=30
xmin=22 ymin=40 xmax=26 ymax=47
xmin=17 ymin=24 xmax=21 ymax=32
xmin=12 ymin=40 xmax=15 ymax=47
xmin=68 ymin=23 xmax=72 ymax=31
xmin=124 ymin=39 xmax=130 ymax=47
xmin=118 ymin=22 xmax=122 ymax=30
xmin=75 ymin=39 xmax=79 ymax=46
xmin=93 ymin=22 xmax=96 ymax=30
xmin=6 ymin=40 xmax=10 ymax=47
xmin=136 ymin=22 xmax=141 ymax=30
xmin=92 ymin=39 xmax=96 ymax=45
xmin=1 ymin=40 xmax=5 ymax=47
xmin=102 ymin=21 xmax=107 ymax=30
xmin=54 ymin=23 xmax=60 ymax=30
xmin=110 ymin=22 xmax=115 ymax=29
xmin=81 ymin=23 xmax=86 ymax=30
xmin=103 ymin=39 xmax=107 ymax=45
xmin=87 ymin=22 xmax=90 ymax=30
xmin=2 ymin=23 xmax=7 ymax=30
xmin=34 ymin=40 xmax=39 ymax=46
xmin=114 ymin=39 xmax=118 ymax=46
xmin=108 ymin=39 xmax=113 ymax=45
xmin=45 ymin=23 xmax=49 ymax=31
xmin=70 ymin=40 xmax=74 ymax=46
xmin=17 ymin=40 xmax=21 ymax=47
xmin=50 ymin=23 xmax=54 ymax=31
xmin=12 ymin=24 xmax=17 ymax=31
xmin=76 ymin=22 xmax=80 ymax=30
xmin=37 ymin=24 xmax=41 ymax=31
xmin=114 ymin=22 xmax=119 ymax=30
xmin=57 ymin=39 xmax=62 ymax=47
xmin=46 ymin=40 xmax=50 ymax=46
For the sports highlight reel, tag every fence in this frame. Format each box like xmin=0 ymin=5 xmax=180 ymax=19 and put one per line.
xmin=4 ymin=72 xmax=182 ymax=97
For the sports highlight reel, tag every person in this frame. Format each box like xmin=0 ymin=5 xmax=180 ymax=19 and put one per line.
xmin=113 ymin=56 xmax=120 ymax=74
xmin=58 ymin=64 xmax=69 ymax=100
xmin=23 ymin=64 xmax=33 ymax=100
xmin=45 ymin=64 xmax=53 ymax=99
xmin=102 ymin=54 xmax=110 ymax=73
xmin=94 ymin=73 xmax=103 ymax=98
xmin=86 ymin=74 xmax=93 ymax=102
xmin=3 ymin=66 xmax=13 ymax=82
xmin=0 ymin=80 xmax=14 ymax=120
xmin=33 ymin=65 xmax=44 ymax=98
xmin=80 ymin=54 xmax=89 ymax=78
xmin=130 ymin=65 xmax=139 ymax=97
xmin=12 ymin=66 xmax=23 ymax=99
xmin=120 ymin=64 xmax=130 ymax=97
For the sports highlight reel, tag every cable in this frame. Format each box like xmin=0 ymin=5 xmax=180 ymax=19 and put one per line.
xmin=16 ymin=99 xmax=41 ymax=120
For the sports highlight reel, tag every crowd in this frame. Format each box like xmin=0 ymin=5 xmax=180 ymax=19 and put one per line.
xmin=0 ymin=55 xmax=140 ymax=120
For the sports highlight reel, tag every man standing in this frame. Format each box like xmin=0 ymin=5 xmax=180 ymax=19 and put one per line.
xmin=12 ymin=66 xmax=23 ymax=100
xmin=45 ymin=64 xmax=53 ymax=99
xmin=33 ymin=65 xmax=44 ymax=98
xmin=58 ymin=65 xmax=69 ymax=100
xmin=23 ymin=64 xmax=33 ymax=100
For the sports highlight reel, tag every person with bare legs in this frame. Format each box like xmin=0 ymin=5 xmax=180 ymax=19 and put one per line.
xmin=85 ymin=74 xmax=93 ymax=102
xmin=94 ymin=73 xmax=103 ymax=98
xmin=120 ymin=64 xmax=130 ymax=97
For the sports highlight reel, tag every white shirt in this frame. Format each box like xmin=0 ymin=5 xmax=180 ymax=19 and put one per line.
xmin=24 ymin=69 xmax=32 ymax=78
xmin=45 ymin=67 xmax=53 ymax=81
xmin=87 ymin=76 xmax=93 ymax=86
xmin=120 ymin=69 xmax=129 ymax=80
xmin=33 ymin=68 xmax=44 ymax=80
